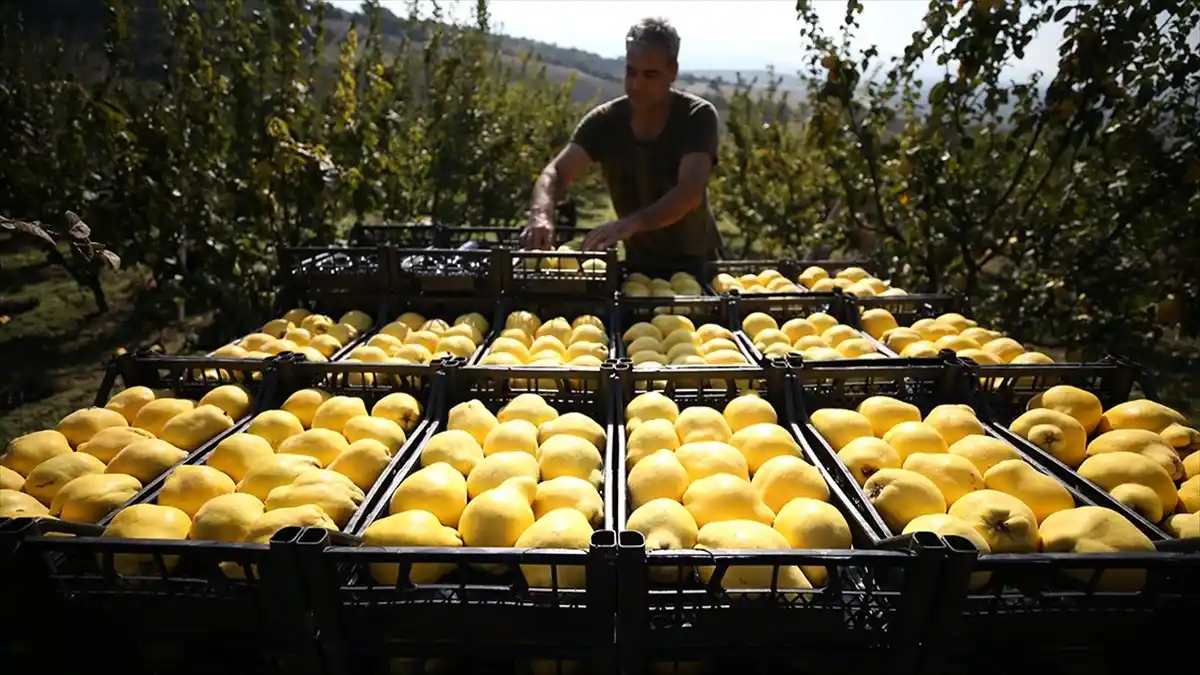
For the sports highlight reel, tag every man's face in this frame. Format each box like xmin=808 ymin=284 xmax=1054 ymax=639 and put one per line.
xmin=624 ymin=42 xmax=676 ymax=109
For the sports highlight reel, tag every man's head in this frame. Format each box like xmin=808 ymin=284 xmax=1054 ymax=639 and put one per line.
xmin=624 ymin=18 xmax=679 ymax=109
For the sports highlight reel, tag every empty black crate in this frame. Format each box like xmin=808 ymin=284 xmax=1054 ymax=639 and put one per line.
xmin=278 ymin=246 xmax=389 ymax=297
xmin=389 ymin=245 xmax=501 ymax=296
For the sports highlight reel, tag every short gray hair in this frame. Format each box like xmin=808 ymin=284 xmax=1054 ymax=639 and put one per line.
xmin=626 ymin=18 xmax=680 ymax=64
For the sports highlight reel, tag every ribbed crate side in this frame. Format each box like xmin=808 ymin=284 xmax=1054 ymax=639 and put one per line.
xmin=505 ymin=248 xmax=618 ymax=298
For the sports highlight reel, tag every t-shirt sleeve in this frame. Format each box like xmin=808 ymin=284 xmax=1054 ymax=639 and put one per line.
xmin=570 ymin=104 xmax=610 ymax=162
xmin=682 ymin=100 xmax=720 ymax=167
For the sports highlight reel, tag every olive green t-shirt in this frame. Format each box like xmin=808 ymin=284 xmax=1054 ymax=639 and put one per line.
xmin=571 ymin=89 xmax=722 ymax=268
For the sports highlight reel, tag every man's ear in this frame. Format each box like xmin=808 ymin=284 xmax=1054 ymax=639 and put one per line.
xmin=669 ymin=61 xmax=679 ymax=83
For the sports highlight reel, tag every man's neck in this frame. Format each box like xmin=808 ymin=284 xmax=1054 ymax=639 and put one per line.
xmin=630 ymin=92 xmax=673 ymax=122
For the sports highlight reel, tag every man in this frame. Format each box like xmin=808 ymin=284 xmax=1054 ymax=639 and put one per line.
xmin=520 ymin=18 xmax=723 ymax=268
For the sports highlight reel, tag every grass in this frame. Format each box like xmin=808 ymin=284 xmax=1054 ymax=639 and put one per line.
xmin=0 ymin=237 xmax=209 ymax=442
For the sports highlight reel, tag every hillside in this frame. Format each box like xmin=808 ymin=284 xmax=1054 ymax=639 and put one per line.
xmin=13 ymin=0 xmax=772 ymax=106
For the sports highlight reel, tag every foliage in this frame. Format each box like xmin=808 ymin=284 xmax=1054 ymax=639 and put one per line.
xmin=715 ymin=0 xmax=1198 ymax=365
xmin=0 ymin=0 xmax=581 ymax=322
xmin=707 ymin=70 xmax=844 ymax=259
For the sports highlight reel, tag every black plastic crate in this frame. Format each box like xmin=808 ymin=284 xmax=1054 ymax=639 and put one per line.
xmin=613 ymin=296 xmax=761 ymax=372
xmin=843 ymin=292 xmax=971 ymax=330
xmin=438 ymin=225 xmax=589 ymax=249
xmin=728 ymin=292 xmax=896 ymax=365
xmin=1 ymin=359 xmax=443 ymax=668
xmin=793 ymin=259 xmax=871 ymax=278
xmin=0 ymin=518 xmax=325 ymax=675
xmin=388 ymin=244 xmax=502 ymax=296
xmin=504 ymin=248 xmax=618 ymax=298
xmin=922 ymin=534 xmax=1200 ymax=674
xmin=300 ymin=366 xmax=620 ymax=675
xmin=612 ymin=365 xmax=942 ymax=674
xmin=353 ymin=295 xmax=503 ymax=367
xmin=100 ymin=350 xmax=282 ymax=413
xmin=471 ymin=296 xmax=621 ymax=369
xmin=205 ymin=293 xmax=388 ymax=362
xmin=791 ymin=258 xmax=877 ymax=291
xmin=796 ymin=364 xmax=1170 ymax=542
xmin=80 ymin=351 xmax=285 ymax=521
xmin=278 ymin=246 xmax=390 ymax=297
xmin=0 ymin=354 xmax=312 ymax=674
xmin=618 ymin=261 xmax=713 ymax=298
xmin=789 ymin=361 xmax=1200 ymax=672
xmin=349 ymin=219 xmax=586 ymax=249
xmin=966 ymin=355 xmax=1149 ymax=424
xmin=106 ymin=358 xmax=448 ymax=534
xmin=703 ymin=259 xmax=800 ymax=295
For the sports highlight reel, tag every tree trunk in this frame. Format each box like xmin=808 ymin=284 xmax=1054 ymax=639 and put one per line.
xmin=86 ymin=272 xmax=109 ymax=313
xmin=40 ymin=242 xmax=109 ymax=313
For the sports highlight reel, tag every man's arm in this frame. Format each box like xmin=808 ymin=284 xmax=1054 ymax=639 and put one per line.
xmin=581 ymin=152 xmax=713 ymax=251
xmin=522 ymin=144 xmax=593 ymax=250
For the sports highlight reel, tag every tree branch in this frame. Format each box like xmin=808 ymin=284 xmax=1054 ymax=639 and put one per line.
xmin=841 ymin=101 xmax=903 ymax=241
xmin=983 ymin=113 xmax=1047 ymax=226
xmin=1020 ymin=123 xmax=1078 ymax=217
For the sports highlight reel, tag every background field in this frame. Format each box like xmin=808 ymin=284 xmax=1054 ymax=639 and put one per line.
xmin=2 ymin=0 xmax=1197 ymax=440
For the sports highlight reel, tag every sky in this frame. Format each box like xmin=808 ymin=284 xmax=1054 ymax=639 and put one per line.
xmin=330 ymin=0 xmax=1064 ymax=77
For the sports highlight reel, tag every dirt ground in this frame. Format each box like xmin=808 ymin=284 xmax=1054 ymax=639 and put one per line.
xmin=0 ymin=238 xmax=212 ymax=440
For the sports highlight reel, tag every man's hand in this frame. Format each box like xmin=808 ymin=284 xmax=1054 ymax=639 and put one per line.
xmin=520 ymin=213 xmax=556 ymax=250
xmin=582 ymin=218 xmax=636 ymax=252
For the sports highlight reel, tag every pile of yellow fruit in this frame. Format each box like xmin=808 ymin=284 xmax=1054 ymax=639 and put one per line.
xmin=214 ymin=308 xmax=376 ymax=363
xmin=37 ymin=390 xmax=418 ymax=574
xmin=809 ymin=395 xmax=1170 ymax=589
xmin=711 ymin=268 xmax=803 ymax=294
xmin=479 ymin=311 xmax=609 ymax=367
xmin=1 ymin=384 xmax=246 ymax=523
xmin=360 ymin=394 xmax=604 ymax=588
xmin=741 ymin=311 xmax=883 ymax=361
xmin=622 ymin=315 xmax=751 ymax=368
xmin=1007 ymin=386 xmax=1197 ymax=538
xmin=623 ymin=391 xmax=852 ymax=591
xmin=518 ymin=244 xmax=607 ymax=274
xmin=798 ymin=265 xmax=906 ymax=297
xmin=622 ymin=272 xmax=702 ymax=298
xmin=344 ymin=311 xmax=491 ymax=366
xmin=861 ymin=309 xmax=1053 ymax=363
